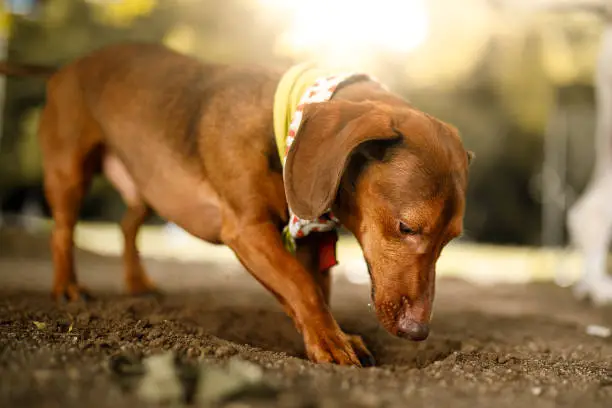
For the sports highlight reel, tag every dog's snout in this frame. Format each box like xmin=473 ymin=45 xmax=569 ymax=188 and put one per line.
xmin=397 ymin=317 xmax=429 ymax=341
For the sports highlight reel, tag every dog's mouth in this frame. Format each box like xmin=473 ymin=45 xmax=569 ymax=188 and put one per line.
xmin=371 ymin=293 xmax=432 ymax=341
xmin=371 ymin=302 xmax=403 ymax=337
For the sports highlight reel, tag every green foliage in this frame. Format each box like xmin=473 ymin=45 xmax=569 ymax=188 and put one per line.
xmin=17 ymin=107 xmax=41 ymax=183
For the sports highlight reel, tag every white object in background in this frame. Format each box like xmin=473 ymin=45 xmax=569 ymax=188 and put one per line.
xmin=519 ymin=0 xmax=612 ymax=306
xmin=585 ymin=324 xmax=611 ymax=338
xmin=339 ymin=258 xmax=370 ymax=285
xmin=21 ymin=196 xmax=45 ymax=233
xmin=163 ymin=222 xmax=192 ymax=247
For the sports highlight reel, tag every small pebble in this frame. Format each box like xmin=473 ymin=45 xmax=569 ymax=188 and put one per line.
xmin=586 ymin=325 xmax=611 ymax=338
xmin=497 ymin=355 xmax=509 ymax=364
xmin=147 ymin=328 xmax=163 ymax=339
xmin=150 ymin=338 xmax=165 ymax=348
xmin=214 ymin=345 xmax=237 ymax=358
xmin=531 ymin=386 xmax=542 ymax=396
xmin=200 ymin=346 xmax=215 ymax=356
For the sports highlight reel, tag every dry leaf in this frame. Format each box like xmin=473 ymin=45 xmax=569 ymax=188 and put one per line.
xmin=32 ymin=321 xmax=46 ymax=330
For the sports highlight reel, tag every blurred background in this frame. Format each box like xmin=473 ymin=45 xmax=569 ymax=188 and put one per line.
xmin=0 ymin=0 xmax=605 ymax=277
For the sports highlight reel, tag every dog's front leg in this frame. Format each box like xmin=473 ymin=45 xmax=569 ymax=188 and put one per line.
xmin=293 ymin=234 xmax=332 ymax=304
xmin=221 ymin=217 xmax=371 ymax=366
xmin=293 ymin=235 xmax=375 ymax=366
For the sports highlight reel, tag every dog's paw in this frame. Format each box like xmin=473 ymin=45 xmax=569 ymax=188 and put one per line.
xmin=125 ymin=273 xmax=160 ymax=298
xmin=573 ymin=275 xmax=612 ymax=306
xmin=52 ymin=284 xmax=93 ymax=303
xmin=304 ymin=327 xmax=370 ymax=367
xmin=346 ymin=333 xmax=376 ymax=367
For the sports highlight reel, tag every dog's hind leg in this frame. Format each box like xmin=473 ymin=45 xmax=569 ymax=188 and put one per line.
xmin=103 ymin=154 xmax=159 ymax=296
xmin=39 ymin=102 xmax=100 ymax=302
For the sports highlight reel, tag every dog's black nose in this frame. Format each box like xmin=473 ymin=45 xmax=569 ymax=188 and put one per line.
xmin=397 ymin=318 xmax=429 ymax=341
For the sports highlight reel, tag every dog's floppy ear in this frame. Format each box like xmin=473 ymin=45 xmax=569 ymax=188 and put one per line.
xmin=284 ymin=100 xmax=400 ymax=220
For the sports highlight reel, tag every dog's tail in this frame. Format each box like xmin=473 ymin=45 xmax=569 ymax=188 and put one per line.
xmin=0 ymin=61 xmax=57 ymax=78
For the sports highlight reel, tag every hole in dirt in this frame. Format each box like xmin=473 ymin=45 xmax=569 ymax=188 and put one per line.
xmin=336 ymin=315 xmax=463 ymax=368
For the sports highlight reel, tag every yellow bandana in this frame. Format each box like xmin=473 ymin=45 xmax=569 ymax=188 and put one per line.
xmin=273 ymin=62 xmax=332 ymax=161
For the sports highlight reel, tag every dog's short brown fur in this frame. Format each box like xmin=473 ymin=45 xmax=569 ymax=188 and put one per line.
xmin=3 ymin=43 xmax=471 ymax=366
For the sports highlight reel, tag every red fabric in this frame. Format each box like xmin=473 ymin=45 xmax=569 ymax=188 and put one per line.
xmin=318 ymin=231 xmax=339 ymax=272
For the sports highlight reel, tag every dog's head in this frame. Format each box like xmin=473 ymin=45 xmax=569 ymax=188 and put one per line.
xmin=284 ymin=100 xmax=472 ymax=341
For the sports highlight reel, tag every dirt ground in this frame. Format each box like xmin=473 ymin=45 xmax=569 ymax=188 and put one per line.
xmin=1 ymin=227 xmax=611 ymax=408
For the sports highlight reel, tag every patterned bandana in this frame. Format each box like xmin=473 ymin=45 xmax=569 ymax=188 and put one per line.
xmin=274 ymin=64 xmax=374 ymax=271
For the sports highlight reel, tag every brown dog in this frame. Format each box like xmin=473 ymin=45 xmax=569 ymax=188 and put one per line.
xmin=2 ymin=43 xmax=471 ymax=366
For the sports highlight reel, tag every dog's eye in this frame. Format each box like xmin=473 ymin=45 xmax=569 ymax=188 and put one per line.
xmin=399 ymin=222 xmax=417 ymax=236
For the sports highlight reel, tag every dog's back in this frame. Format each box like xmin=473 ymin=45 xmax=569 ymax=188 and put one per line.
xmin=42 ymin=43 xmax=224 ymax=160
